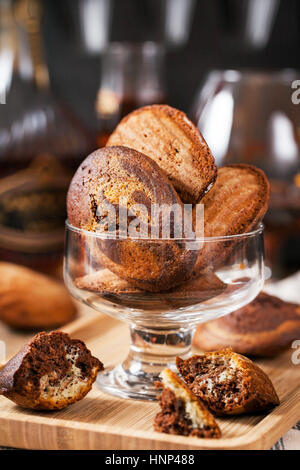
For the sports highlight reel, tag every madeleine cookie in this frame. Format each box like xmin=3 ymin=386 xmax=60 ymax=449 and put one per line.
xmin=177 ymin=348 xmax=279 ymax=416
xmin=75 ymin=269 xmax=226 ymax=309
xmin=193 ymin=292 xmax=300 ymax=357
xmin=0 ymin=331 xmax=102 ymax=410
xmin=193 ymin=164 xmax=270 ymax=274
xmin=154 ymin=368 xmax=221 ymax=438
xmin=107 ymin=104 xmax=217 ymax=203
xmin=0 ymin=262 xmax=76 ymax=330
xmin=67 ymin=146 xmax=197 ymax=292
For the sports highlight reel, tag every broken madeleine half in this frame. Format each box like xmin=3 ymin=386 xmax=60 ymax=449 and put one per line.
xmin=0 ymin=331 xmax=103 ymax=410
xmin=154 ymin=368 xmax=221 ymax=438
xmin=177 ymin=348 xmax=279 ymax=416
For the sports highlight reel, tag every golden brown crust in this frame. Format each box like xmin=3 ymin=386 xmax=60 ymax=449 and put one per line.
xmin=193 ymin=292 xmax=300 ymax=357
xmin=75 ymin=269 xmax=226 ymax=309
xmin=154 ymin=368 xmax=221 ymax=438
xmin=67 ymin=146 xmax=197 ymax=292
xmin=107 ymin=104 xmax=217 ymax=203
xmin=192 ymin=164 xmax=270 ymax=275
xmin=92 ymin=239 xmax=197 ymax=292
xmin=67 ymin=145 xmax=182 ymax=231
xmin=0 ymin=263 xmax=76 ymax=330
xmin=177 ymin=348 xmax=279 ymax=416
xmin=0 ymin=331 xmax=102 ymax=410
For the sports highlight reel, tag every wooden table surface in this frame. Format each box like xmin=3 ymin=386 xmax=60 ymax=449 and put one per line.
xmin=0 ymin=274 xmax=300 ymax=450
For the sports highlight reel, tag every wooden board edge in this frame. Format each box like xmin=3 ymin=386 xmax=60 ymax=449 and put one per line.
xmin=1 ymin=400 xmax=297 ymax=451
xmin=0 ymin=414 xmax=255 ymax=450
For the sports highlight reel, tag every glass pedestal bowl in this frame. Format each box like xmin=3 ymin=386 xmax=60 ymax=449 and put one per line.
xmin=64 ymin=221 xmax=264 ymax=401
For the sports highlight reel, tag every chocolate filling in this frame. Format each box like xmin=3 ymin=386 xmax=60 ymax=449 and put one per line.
xmin=181 ymin=357 xmax=245 ymax=413
xmin=2 ymin=332 xmax=102 ymax=403
xmin=154 ymin=388 xmax=218 ymax=438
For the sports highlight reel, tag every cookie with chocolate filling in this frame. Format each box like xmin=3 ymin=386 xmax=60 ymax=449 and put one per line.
xmin=0 ymin=331 xmax=102 ymax=410
xmin=193 ymin=292 xmax=300 ymax=357
xmin=75 ymin=268 xmax=226 ymax=310
xmin=177 ymin=348 xmax=279 ymax=416
xmin=107 ymin=104 xmax=217 ymax=204
xmin=192 ymin=164 xmax=270 ymax=275
xmin=154 ymin=368 xmax=221 ymax=438
xmin=67 ymin=146 xmax=197 ymax=292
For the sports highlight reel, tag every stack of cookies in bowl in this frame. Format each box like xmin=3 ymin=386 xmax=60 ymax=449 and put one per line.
xmin=68 ymin=104 xmax=270 ymax=306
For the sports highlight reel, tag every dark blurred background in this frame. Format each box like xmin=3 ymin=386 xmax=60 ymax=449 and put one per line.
xmin=1 ymin=0 xmax=299 ymax=278
xmin=42 ymin=0 xmax=300 ymax=127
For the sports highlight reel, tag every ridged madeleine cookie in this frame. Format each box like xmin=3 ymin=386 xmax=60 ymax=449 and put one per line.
xmin=67 ymin=146 xmax=197 ymax=292
xmin=193 ymin=292 xmax=300 ymax=357
xmin=75 ymin=268 xmax=226 ymax=309
xmin=177 ymin=348 xmax=279 ymax=416
xmin=107 ymin=104 xmax=217 ymax=204
xmin=0 ymin=262 xmax=76 ymax=330
xmin=192 ymin=164 xmax=270 ymax=275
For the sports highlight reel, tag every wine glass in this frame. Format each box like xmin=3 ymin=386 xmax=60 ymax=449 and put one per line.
xmin=95 ymin=41 xmax=166 ymax=146
xmin=64 ymin=221 xmax=264 ymax=401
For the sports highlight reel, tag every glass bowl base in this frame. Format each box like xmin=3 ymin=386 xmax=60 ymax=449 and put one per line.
xmin=96 ymin=364 xmax=176 ymax=401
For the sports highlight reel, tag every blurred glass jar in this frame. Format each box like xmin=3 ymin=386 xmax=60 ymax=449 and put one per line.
xmin=0 ymin=0 xmax=93 ymax=276
xmin=95 ymin=42 xmax=166 ymax=146
xmin=68 ymin=0 xmax=196 ymax=54
xmin=191 ymin=69 xmax=300 ymax=277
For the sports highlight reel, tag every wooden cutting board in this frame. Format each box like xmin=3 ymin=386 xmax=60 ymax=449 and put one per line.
xmin=0 ymin=305 xmax=300 ymax=450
